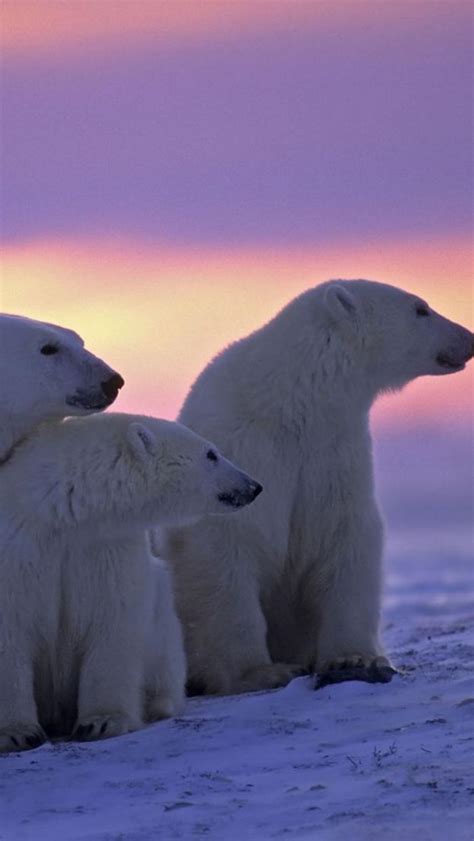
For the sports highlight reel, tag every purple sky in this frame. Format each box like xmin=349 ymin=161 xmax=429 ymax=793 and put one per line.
xmin=1 ymin=2 xmax=472 ymax=543
xmin=2 ymin=2 xmax=472 ymax=246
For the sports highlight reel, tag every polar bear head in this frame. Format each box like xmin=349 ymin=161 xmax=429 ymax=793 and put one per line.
xmin=0 ymin=314 xmax=124 ymax=456
xmin=301 ymin=279 xmax=473 ymax=400
xmin=8 ymin=413 xmax=262 ymax=533
xmin=320 ymin=279 xmax=473 ymax=394
xmin=123 ymin=416 xmax=263 ymax=526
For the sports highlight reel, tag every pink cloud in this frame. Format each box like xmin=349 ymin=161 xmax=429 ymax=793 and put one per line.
xmin=3 ymin=1 xmax=455 ymax=57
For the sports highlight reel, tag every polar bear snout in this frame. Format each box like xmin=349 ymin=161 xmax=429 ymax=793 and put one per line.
xmin=435 ymin=327 xmax=473 ymax=374
xmin=247 ymin=480 xmax=263 ymax=501
xmin=217 ymin=478 xmax=263 ymax=509
xmin=101 ymin=373 xmax=125 ymax=402
xmin=67 ymin=368 xmax=125 ymax=411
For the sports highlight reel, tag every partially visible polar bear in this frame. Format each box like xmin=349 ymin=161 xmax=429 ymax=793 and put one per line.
xmin=159 ymin=279 xmax=473 ymax=695
xmin=0 ymin=413 xmax=262 ymax=752
xmin=0 ymin=314 xmax=124 ymax=460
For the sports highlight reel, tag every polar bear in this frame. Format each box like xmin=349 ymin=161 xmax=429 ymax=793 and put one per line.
xmin=0 ymin=412 xmax=262 ymax=752
xmin=0 ymin=313 xmax=124 ymax=460
xmin=158 ymin=279 xmax=473 ymax=695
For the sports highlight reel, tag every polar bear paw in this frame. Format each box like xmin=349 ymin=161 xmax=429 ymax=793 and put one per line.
xmin=73 ymin=713 xmax=142 ymax=742
xmin=145 ymin=692 xmax=184 ymax=722
xmin=0 ymin=723 xmax=47 ymax=753
xmin=315 ymin=655 xmax=397 ymax=689
xmin=236 ymin=662 xmax=308 ymax=694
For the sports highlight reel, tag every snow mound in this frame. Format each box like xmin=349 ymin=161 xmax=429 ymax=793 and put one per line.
xmin=2 ymin=536 xmax=473 ymax=840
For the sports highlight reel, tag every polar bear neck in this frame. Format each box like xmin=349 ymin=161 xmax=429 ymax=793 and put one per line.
xmin=186 ymin=314 xmax=374 ymax=438
xmin=0 ymin=412 xmax=38 ymax=464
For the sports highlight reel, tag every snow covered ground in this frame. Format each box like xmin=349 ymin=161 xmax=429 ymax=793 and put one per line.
xmin=1 ymin=429 xmax=473 ymax=841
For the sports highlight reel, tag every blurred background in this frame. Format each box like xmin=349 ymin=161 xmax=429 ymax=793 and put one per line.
xmin=1 ymin=1 xmax=472 ymax=607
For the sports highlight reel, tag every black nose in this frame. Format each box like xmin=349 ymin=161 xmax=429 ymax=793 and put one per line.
xmin=101 ymin=373 xmax=125 ymax=400
xmin=249 ymin=481 xmax=263 ymax=501
xmin=217 ymin=480 xmax=263 ymax=509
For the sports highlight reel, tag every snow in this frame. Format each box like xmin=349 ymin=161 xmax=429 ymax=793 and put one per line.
xmin=1 ymin=431 xmax=473 ymax=841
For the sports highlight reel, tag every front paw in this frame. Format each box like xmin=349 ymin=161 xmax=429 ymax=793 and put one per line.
xmin=73 ymin=713 xmax=141 ymax=742
xmin=145 ymin=692 xmax=184 ymax=722
xmin=315 ymin=655 xmax=397 ymax=689
xmin=0 ymin=723 xmax=47 ymax=753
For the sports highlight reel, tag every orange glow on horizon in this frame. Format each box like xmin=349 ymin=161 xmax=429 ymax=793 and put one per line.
xmin=0 ymin=1 xmax=345 ymax=56
xmin=1 ymin=0 xmax=455 ymax=58
xmin=1 ymin=236 xmax=472 ymax=431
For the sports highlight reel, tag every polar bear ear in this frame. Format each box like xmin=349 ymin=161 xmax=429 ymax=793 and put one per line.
xmin=324 ymin=284 xmax=357 ymax=321
xmin=127 ymin=422 xmax=157 ymax=460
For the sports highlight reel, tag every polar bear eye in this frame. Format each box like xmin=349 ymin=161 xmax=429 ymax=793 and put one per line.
xmin=415 ymin=304 xmax=430 ymax=317
xmin=40 ymin=343 xmax=59 ymax=355
xmin=206 ymin=450 xmax=218 ymax=462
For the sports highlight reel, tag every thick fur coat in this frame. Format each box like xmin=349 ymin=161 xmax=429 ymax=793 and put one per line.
xmin=0 ymin=412 xmax=261 ymax=751
xmin=159 ymin=279 xmax=473 ymax=695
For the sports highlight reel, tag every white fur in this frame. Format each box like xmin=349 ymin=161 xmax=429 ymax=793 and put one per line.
xmin=0 ymin=313 xmax=123 ymax=461
xmin=158 ymin=279 xmax=473 ymax=695
xmin=0 ymin=412 xmax=260 ymax=751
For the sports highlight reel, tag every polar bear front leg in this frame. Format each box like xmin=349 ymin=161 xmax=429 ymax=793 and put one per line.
xmin=183 ymin=568 xmax=304 ymax=696
xmin=312 ymin=515 xmax=396 ymax=687
xmin=0 ymin=637 xmax=46 ymax=753
xmin=73 ymin=625 xmax=144 ymax=741
xmin=143 ymin=559 xmax=186 ymax=721
xmin=167 ymin=519 xmax=305 ymax=696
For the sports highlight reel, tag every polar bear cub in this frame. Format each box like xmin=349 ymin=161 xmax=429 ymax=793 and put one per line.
xmin=159 ymin=279 xmax=473 ymax=695
xmin=0 ymin=313 xmax=124 ymax=460
xmin=0 ymin=413 xmax=262 ymax=752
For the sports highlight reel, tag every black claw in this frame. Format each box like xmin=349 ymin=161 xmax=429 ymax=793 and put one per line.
xmin=75 ymin=723 xmax=94 ymax=740
xmin=368 ymin=664 xmax=398 ymax=684
xmin=99 ymin=720 xmax=108 ymax=736
xmin=10 ymin=735 xmax=20 ymax=748
xmin=25 ymin=733 xmax=45 ymax=749
xmin=315 ymin=662 xmax=398 ymax=690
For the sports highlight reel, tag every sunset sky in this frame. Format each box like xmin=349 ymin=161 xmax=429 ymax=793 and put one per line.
xmin=1 ymin=0 xmax=472 ymax=431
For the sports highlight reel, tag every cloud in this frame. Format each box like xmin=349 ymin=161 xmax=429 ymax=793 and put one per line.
xmin=2 ymin=3 xmax=472 ymax=245
xmin=4 ymin=2 xmax=464 ymax=57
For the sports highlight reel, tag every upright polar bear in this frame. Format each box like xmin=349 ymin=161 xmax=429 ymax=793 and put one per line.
xmin=160 ymin=279 xmax=473 ymax=695
xmin=0 ymin=313 xmax=124 ymax=459
xmin=0 ymin=412 xmax=262 ymax=752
